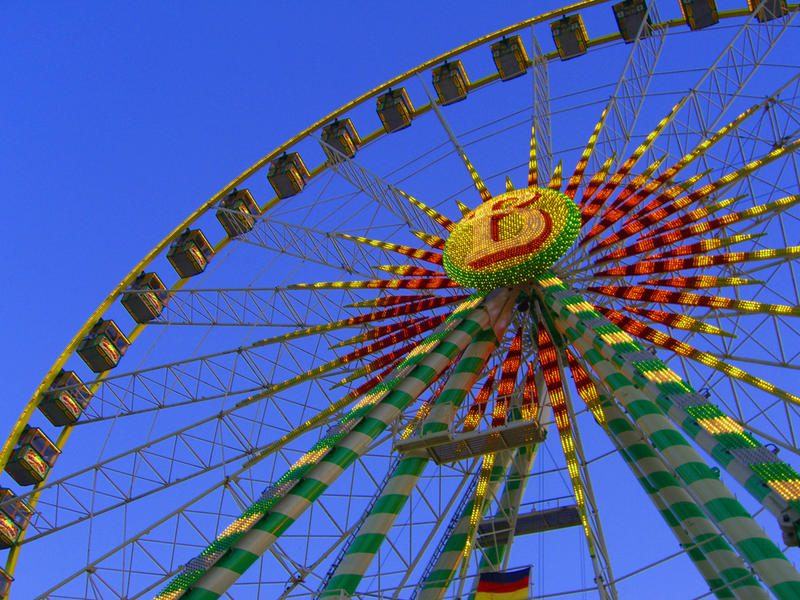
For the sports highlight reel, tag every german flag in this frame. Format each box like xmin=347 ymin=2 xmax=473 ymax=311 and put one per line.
xmin=475 ymin=567 xmax=531 ymax=600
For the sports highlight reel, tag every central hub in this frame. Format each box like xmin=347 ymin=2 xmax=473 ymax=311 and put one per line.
xmin=443 ymin=187 xmax=580 ymax=291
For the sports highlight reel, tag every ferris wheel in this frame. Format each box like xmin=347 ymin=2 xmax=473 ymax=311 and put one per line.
xmin=3 ymin=1 xmax=800 ymax=598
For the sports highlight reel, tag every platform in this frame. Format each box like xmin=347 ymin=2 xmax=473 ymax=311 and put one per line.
xmin=394 ymin=420 xmax=546 ymax=464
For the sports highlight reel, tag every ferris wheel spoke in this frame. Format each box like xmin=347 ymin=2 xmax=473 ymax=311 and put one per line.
xmin=633 ymin=9 xmax=799 ymax=208
xmin=24 ymin=358 xmax=393 ymax=545
xmin=527 ymin=27 xmax=553 ymax=186
xmin=34 ymin=476 xmax=236 ymax=599
xmin=79 ymin=290 xmax=467 ymax=422
xmin=415 ymin=72 xmax=493 ymax=205
xmin=588 ymin=0 xmax=666 ymax=179
xmin=533 ymin=322 xmax=618 ymax=599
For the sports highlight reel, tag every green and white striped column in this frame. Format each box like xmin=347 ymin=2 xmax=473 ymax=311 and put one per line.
xmin=534 ymin=274 xmax=800 ymax=599
xmin=582 ymin=367 xmax=751 ymax=599
xmin=318 ymin=292 xmax=517 ymax=598
xmin=417 ymin=450 xmax=515 ymax=600
xmin=539 ymin=274 xmax=800 ymax=528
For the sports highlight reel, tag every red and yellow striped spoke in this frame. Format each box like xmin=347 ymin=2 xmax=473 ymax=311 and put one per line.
xmin=335 ymin=344 xmax=415 ymax=386
xmin=345 ymin=293 xmax=469 ymax=309
xmin=581 ymin=154 xmax=666 ymax=241
xmin=642 ymin=195 xmax=740 ymax=237
xmin=589 ymin=102 xmax=758 ymax=242
xmin=331 ymin=317 xmax=426 ymax=349
xmin=462 ymin=366 xmax=498 ymax=432
xmin=396 ymin=188 xmax=456 ymax=231
xmin=456 ymin=145 xmax=492 ymax=203
xmin=456 ymin=199 xmax=471 ymax=216
xmin=375 ymin=264 xmax=445 ymax=277
xmin=491 ymin=328 xmax=523 ymax=428
xmin=594 ymin=224 xmax=758 ymax=263
xmin=289 ymin=277 xmax=459 ymax=290
xmin=593 ymin=246 xmax=800 ymax=278
xmin=638 ymin=193 xmax=800 ymax=245
xmin=641 ymin=276 xmax=760 ymax=290
xmin=580 ymin=99 xmax=682 ymax=227
xmin=594 ymin=305 xmax=800 ymax=405
xmin=536 ymin=325 xmax=590 ymax=537
xmin=577 ymin=153 xmax=615 ymax=210
xmin=565 ymin=106 xmax=607 ymax=200
xmin=255 ymin=295 xmax=463 ymax=347
xmin=338 ymin=232 xmax=444 ymax=265
xmin=412 ymin=230 xmax=447 ymax=250
xmin=608 ymin=139 xmax=800 ymax=246
xmin=529 ymin=123 xmax=538 ymax=187
xmin=603 ymin=153 xmax=667 ymax=215
xmin=520 ymin=361 xmax=539 ymax=422
xmin=591 ymin=171 xmax=708 ymax=250
xmin=337 ymin=313 xmax=449 ymax=364
xmin=547 ymin=160 xmax=563 ymax=192
xmin=622 ymin=306 xmax=733 ymax=337
xmin=564 ymin=350 xmax=605 ymax=426
xmin=647 ymin=194 xmax=800 ymax=240
xmin=644 ymin=234 xmax=760 ymax=261
xmin=587 ymin=284 xmax=800 ymax=317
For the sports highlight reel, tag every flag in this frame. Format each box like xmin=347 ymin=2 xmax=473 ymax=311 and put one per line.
xmin=474 ymin=566 xmax=531 ymax=600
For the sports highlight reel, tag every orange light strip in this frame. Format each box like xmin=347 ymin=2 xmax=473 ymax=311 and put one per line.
xmin=599 ymin=138 xmax=800 ymax=248
xmin=622 ymin=306 xmax=732 ymax=337
xmin=580 ymin=98 xmax=682 ymax=226
xmin=581 ymin=154 xmax=665 ymax=240
xmin=537 ymin=325 xmax=590 ymax=536
xmin=375 ymin=265 xmax=446 ymax=277
xmin=547 ymin=160 xmax=563 ymax=192
xmin=639 ymin=195 xmax=738 ymax=238
xmin=345 ymin=293 xmax=469 ymax=309
xmin=584 ymin=102 xmax=759 ymax=243
xmin=462 ymin=366 xmax=498 ymax=432
xmin=645 ymin=234 xmax=758 ymax=260
xmin=332 ymin=316 xmax=427 ymax=349
xmin=412 ymin=230 xmax=447 ymax=250
xmin=395 ymin=189 xmax=456 ymax=231
xmin=565 ymin=350 xmax=605 ymax=426
xmin=492 ymin=329 xmax=523 ymax=428
xmin=520 ymin=361 xmax=539 ymax=422
xmin=640 ymin=276 xmax=758 ymax=290
xmin=289 ymin=277 xmax=459 ymax=290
